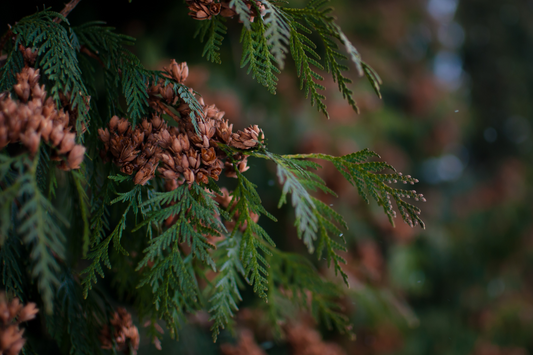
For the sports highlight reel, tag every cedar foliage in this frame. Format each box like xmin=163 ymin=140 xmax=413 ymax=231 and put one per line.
xmin=0 ymin=0 xmax=424 ymax=352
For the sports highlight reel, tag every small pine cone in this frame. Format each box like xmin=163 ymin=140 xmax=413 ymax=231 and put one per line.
xmin=19 ymin=129 xmax=40 ymax=155
xmin=213 ymin=187 xmax=232 ymax=209
xmin=201 ymin=147 xmax=217 ymax=166
xmin=216 ymin=119 xmax=233 ymax=144
xmin=195 ymin=168 xmax=209 ymax=185
xmin=198 ymin=119 xmax=216 ymax=139
xmin=67 ymin=145 xmax=86 ymax=169
xmin=134 ymin=156 xmax=158 ymax=185
xmin=186 ymin=148 xmax=201 ymax=169
xmin=186 ymin=0 xmax=221 ymax=20
xmin=220 ymin=1 xmax=237 ymax=18
xmin=166 ymin=59 xmax=189 ymax=84
xmin=19 ymin=45 xmax=38 ymax=66
xmin=184 ymin=168 xmax=195 ymax=184
xmin=230 ymin=125 xmax=263 ymax=149
xmin=58 ymin=132 xmax=76 ymax=154
xmin=99 ymin=308 xmax=139 ymax=355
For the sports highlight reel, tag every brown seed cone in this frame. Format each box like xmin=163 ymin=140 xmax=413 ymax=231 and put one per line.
xmin=0 ymin=71 xmax=86 ymax=168
xmin=99 ymin=308 xmax=139 ymax=355
xmin=0 ymin=293 xmax=38 ymax=355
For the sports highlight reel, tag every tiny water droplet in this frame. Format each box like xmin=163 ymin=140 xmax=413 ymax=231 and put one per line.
xmin=455 ymin=110 xmax=459 ymax=113
xmin=330 ymin=204 xmax=334 ymax=206
xmin=339 ymin=233 xmax=343 ymax=237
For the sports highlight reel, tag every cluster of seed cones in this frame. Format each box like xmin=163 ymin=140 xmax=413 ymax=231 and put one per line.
xmin=0 ymin=66 xmax=86 ymax=170
xmin=99 ymin=60 xmax=264 ymax=186
xmin=186 ymin=0 xmax=265 ymax=21
xmin=99 ymin=307 xmax=140 ymax=355
xmin=0 ymin=293 xmax=39 ymax=355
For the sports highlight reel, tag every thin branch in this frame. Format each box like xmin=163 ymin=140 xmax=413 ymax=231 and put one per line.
xmin=53 ymin=0 xmax=83 ymax=23
xmin=80 ymin=45 xmax=104 ymax=67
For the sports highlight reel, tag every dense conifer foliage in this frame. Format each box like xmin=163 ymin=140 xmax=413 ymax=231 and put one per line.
xmin=0 ymin=1 xmax=426 ymax=353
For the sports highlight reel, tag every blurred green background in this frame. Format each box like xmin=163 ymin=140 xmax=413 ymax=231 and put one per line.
xmin=4 ymin=0 xmax=533 ymax=354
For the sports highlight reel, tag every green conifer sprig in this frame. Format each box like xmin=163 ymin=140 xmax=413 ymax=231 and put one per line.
xmin=134 ymin=183 xmax=223 ymax=271
xmin=71 ymin=170 xmax=91 ymax=257
xmin=283 ymin=149 xmax=426 ymax=228
xmin=230 ymin=171 xmax=277 ymax=298
xmin=46 ymin=271 xmax=105 ymax=355
xmin=240 ymin=21 xmax=280 ymax=94
xmin=81 ymin=184 xmax=143 ymax=297
xmin=229 ymin=0 xmax=253 ymax=29
xmin=137 ymin=249 xmax=200 ymax=337
xmin=190 ymin=0 xmax=381 ymax=117
xmin=208 ymin=236 xmax=246 ymax=342
xmin=0 ymin=49 xmax=24 ymax=92
xmin=268 ymin=250 xmax=354 ymax=337
xmin=16 ymin=156 xmax=69 ymax=313
xmin=0 ymin=233 xmax=25 ymax=300
xmin=196 ymin=17 xmax=228 ymax=65
xmin=11 ymin=10 xmax=89 ymax=134
xmin=262 ymin=0 xmax=291 ymax=69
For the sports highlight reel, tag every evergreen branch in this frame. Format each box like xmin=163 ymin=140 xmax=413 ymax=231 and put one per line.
xmin=81 ymin=185 xmax=142 ymax=298
xmin=208 ymin=236 xmax=245 ymax=342
xmin=121 ymin=52 xmax=149 ymax=125
xmin=196 ymin=17 xmax=227 ymax=64
xmin=230 ymin=171 xmax=277 ymax=299
xmin=229 ymin=0 xmax=252 ymax=29
xmin=284 ymin=149 xmax=426 ymax=228
xmin=0 ymin=47 xmax=24 ymax=92
xmin=53 ymin=0 xmax=83 ymax=23
xmin=362 ymin=61 xmax=382 ymax=99
xmin=135 ymin=183 xmax=224 ymax=270
xmin=12 ymin=10 xmax=89 ymax=134
xmin=17 ymin=156 xmax=68 ymax=313
xmin=137 ymin=249 xmax=200 ymax=338
xmin=46 ymin=271 xmax=104 ymax=355
xmin=240 ymin=19 xmax=280 ymax=94
xmin=72 ymin=169 xmax=90 ymax=257
xmin=288 ymin=22 xmax=327 ymax=116
xmin=262 ymin=0 xmax=291 ymax=69
xmin=268 ymin=249 xmax=354 ymax=337
xmin=0 ymin=233 xmax=26 ymax=300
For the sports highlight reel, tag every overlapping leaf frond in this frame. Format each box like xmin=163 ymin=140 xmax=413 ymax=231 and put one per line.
xmin=207 ymin=236 xmax=246 ymax=342
xmin=188 ymin=0 xmax=381 ymax=117
xmin=240 ymin=20 xmax=280 ymax=94
xmin=267 ymin=250 xmax=354 ymax=338
xmin=11 ymin=10 xmax=89 ymax=133
xmin=81 ymin=183 xmax=143 ymax=297
xmin=230 ymin=170 xmax=277 ymax=299
xmin=46 ymin=271 xmax=105 ymax=355
xmin=196 ymin=17 xmax=228 ymax=65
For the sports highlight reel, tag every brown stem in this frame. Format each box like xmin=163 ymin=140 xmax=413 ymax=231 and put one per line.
xmin=80 ymin=45 xmax=105 ymax=67
xmin=155 ymin=100 xmax=181 ymax=122
xmin=53 ymin=0 xmax=83 ymax=23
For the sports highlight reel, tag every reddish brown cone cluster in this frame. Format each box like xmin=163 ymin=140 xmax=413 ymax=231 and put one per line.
xmin=0 ymin=67 xmax=86 ymax=169
xmin=99 ymin=308 xmax=140 ymax=355
xmin=0 ymin=293 xmax=39 ymax=355
xmin=186 ymin=0 xmax=265 ymax=22
xmin=99 ymin=60 xmax=264 ymax=186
